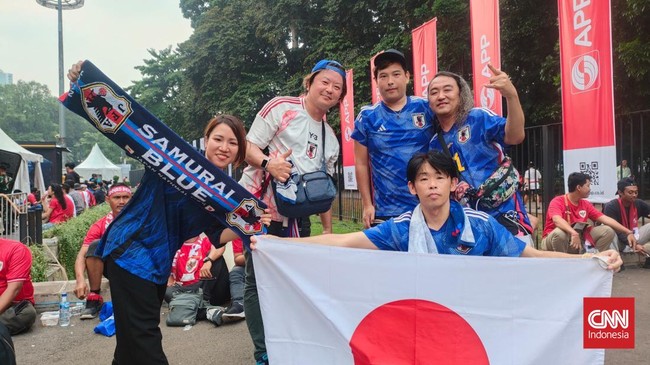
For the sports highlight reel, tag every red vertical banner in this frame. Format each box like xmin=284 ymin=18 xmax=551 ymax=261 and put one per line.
xmin=558 ymin=0 xmax=616 ymax=202
xmin=411 ymin=18 xmax=438 ymax=98
xmin=339 ymin=69 xmax=357 ymax=190
xmin=370 ymin=53 xmax=382 ymax=104
xmin=470 ymin=0 xmax=502 ymax=115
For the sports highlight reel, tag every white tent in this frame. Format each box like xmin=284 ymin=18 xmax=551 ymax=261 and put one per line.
xmin=75 ymin=144 xmax=121 ymax=181
xmin=0 ymin=127 xmax=46 ymax=194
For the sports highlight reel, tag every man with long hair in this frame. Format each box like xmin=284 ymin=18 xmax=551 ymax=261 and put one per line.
xmin=427 ymin=67 xmax=533 ymax=241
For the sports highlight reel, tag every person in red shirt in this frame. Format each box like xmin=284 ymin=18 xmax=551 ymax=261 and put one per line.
xmin=542 ymin=172 xmax=637 ymax=253
xmin=73 ymin=183 xmax=132 ymax=319
xmin=0 ymin=238 xmax=36 ymax=335
xmin=26 ymin=188 xmax=40 ymax=207
xmin=165 ymin=234 xmax=248 ymax=325
xmin=81 ymin=184 xmax=96 ymax=208
xmin=165 ymin=235 xmax=230 ymax=307
xmin=42 ymin=184 xmax=74 ymax=229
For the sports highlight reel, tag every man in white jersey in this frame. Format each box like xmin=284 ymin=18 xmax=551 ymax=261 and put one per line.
xmin=238 ymin=59 xmax=346 ymax=365
xmin=523 ymin=162 xmax=541 ymax=205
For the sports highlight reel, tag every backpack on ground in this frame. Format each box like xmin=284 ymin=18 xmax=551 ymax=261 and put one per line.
xmin=166 ymin=290 xmax=203 ymax=327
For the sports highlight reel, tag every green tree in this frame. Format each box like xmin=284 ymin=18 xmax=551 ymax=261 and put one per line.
xmin=0 ymin=80 xmax=124 ymax=165
xmin=500 ymin=0 xmax=561 ymax=126
xmin=0 ymin=81 xmax=59 ymax=140
xmin=613 ymin=0 xmax=650 ymax=113
xmin=131 ymin=0 xmax=649 ymax=137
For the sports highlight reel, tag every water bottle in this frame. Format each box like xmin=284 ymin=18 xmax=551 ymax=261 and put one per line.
xmin=59 ymin=293 xmax=71 ymax=327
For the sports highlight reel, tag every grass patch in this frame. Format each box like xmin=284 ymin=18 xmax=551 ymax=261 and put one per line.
xmin=29 ymin=244 xmax=48 ymax=282
xmin=310 ymin=216 xmax=364 ymax=236
xmin=45 ymin=204 xmax=111 ymax=279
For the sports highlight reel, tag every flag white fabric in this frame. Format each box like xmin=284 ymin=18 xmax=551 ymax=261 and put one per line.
xmin=253 ymin=237 xmax=612 ymax=365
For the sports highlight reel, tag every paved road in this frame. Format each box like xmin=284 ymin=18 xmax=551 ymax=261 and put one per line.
xmin=13 ymin=267 xmax=649 ymax=364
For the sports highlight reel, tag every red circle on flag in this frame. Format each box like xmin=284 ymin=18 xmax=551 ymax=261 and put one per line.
xmin=349 ymin=299 xmax=489 ymax=364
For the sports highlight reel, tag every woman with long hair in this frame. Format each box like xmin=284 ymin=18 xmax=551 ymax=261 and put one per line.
xmin=64 ymin=58 xmax=270 ymax=365
xmin=42 ymin=183 xmax=74 ymax=228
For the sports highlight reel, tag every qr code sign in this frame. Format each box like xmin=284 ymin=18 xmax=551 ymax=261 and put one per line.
xmin=347 ymin=171 xmax=355 ymax=183
xmin=579 ymin=161 xmax=599 ymax=185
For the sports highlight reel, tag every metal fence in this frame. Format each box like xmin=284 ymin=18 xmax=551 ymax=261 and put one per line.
xmin=0 ymin=192 xmax=41 ymax=243
xmin=331 ymin=109 xmax=650 ymax=227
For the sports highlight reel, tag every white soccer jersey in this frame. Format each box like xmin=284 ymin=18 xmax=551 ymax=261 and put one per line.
xmin=239 ymin=96 xmax=340 ymax=220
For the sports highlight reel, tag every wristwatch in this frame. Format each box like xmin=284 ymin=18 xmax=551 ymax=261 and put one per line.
xmin=202 ymin=257 xmax=214 ymax=264
xmin=261 ymin=158 xmax=270 ymax=171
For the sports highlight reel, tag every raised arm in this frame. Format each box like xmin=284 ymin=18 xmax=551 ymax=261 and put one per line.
xmin=485 ymin=64 xmax=525 ymax=145
xmin=251 ymin=231 xmax=377 ymax=250
xmin=520 ymin=246 xmax=622 ymax=272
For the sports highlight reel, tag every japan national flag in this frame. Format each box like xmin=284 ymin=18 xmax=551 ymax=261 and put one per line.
xmin=253 ymin=237 xmax=611 ymax=364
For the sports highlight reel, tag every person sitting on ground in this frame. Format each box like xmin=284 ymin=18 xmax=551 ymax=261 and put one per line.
xmin=73 ymin=183 xmax=132 ymax=319
xmin=0 ymin=238 xmax=37 ymax=335
xmin=603 ymin=178 xmax=650 ymax=268
xmin=253 ymin=151 xmax=622 ymax=272
xmin=80 ymin=184 xmax=96 ymax=208
xmin=165 ymin=234 xmax=230 ymax=309
xmin=26 ymin=188 xmax=41 ymax=208
xmin=61 ymin=183 xmax=77 ymax=217
xmin=542 ymin=172 xmax=637 ymax=254
xmin=222 ymin=238 xmax=245 ymax=322
xmin=42 ymin=184 xmax=74 ymax=229
xmin=69 ymin=183 xmax=87 ymax=216
xmin=90 ymin=174 xmax=100 ymax=185
xmin=165 ymin=233 xmax=248 ymax=326
xmin=93 ymin=181 xmax=106 ymax=205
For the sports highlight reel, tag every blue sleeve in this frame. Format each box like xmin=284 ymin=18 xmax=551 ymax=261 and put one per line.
xmin=486 ymin=217 xmax=526 ymax=257
xmin=363 ymin=219 xmax=408 ymax=251
xmin=480 ymin=109 xmax=507 ymax=147
xmin=351 ymin=110 xmax=368 ymax=146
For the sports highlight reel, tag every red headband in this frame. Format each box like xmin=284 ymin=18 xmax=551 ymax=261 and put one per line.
xmin=108 ymin=186 xmax=132 ymax=197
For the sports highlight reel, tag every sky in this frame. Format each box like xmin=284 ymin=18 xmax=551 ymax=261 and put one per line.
xmin=0 ymin=0 xmax=193 ymax=96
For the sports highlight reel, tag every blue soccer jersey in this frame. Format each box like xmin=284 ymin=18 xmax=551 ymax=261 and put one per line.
xmin=97 ymin=170 xmax=220 ymax=284
xmin=364 ymin=200 xmax=525 ymax=256
xmin=429 ymin=108 xmax=530 ymax=224
xmin=351 ymin=96 xmax=434 ymax=217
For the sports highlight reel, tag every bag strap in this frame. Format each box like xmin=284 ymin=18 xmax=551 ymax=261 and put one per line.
xmin=436 ymin=125 xmax=452 ymax=158
xmin=260 ymin=171 xmax=271 ymax=200
xmin=320 ymin=121 xmax=328 ymax=171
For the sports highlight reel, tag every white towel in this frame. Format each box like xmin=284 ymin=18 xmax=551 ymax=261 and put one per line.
xmin=408 ymin=204 xmax=439 ymax=254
